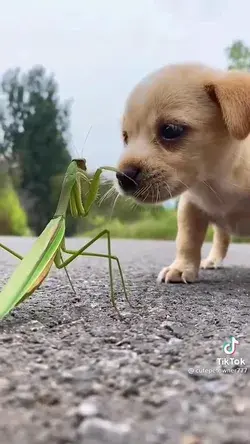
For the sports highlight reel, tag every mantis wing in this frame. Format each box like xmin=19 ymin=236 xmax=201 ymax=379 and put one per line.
xmin=0 ymin=216 xmax=65 ymax=319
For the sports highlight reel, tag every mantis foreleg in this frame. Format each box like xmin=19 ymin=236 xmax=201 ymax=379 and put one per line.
xmin=78 ymin=167 xmax=113 ymax=216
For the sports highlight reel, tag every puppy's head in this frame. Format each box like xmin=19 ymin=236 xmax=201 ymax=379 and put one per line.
xmin=116 ymin=63 xmax=250 ymax=204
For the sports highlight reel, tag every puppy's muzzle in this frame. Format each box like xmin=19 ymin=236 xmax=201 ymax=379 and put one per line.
xmin=116 ymin=167 xmax=141 ymax=193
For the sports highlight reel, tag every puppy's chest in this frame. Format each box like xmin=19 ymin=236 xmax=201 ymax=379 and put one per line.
xmin=189 ymin=185 xmax=250 ymax=236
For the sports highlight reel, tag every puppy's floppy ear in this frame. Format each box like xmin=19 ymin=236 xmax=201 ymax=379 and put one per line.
xmin=205 ymin=72 xmax=250 ymax=140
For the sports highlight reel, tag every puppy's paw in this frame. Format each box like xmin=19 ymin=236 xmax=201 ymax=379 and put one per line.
xmin=200 ymin=257 xmax=223 ymax=269
xmin=157 ymin=262 xmax=198 ymax=284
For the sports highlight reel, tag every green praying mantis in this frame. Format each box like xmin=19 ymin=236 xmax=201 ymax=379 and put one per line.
xmin=0 ymin=159 xmax=130 ymax=320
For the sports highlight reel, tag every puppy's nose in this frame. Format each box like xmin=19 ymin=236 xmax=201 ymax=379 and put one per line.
xmin=116 ymin=167 xmax=141 ymax=192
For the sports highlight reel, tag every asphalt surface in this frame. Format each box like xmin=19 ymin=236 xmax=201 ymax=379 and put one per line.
xmin=0 ymin=237 xmax=250 ymax=444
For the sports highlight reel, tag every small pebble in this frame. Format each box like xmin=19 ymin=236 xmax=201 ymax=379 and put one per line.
xmin=233 ymin=397 xmax=250 ymax=414
xmin=78 ymin=398 xmax=99 ymax=417
xmin=0 ymin=377 xmax=11 ymax=394
xmin=17 ymin=392 xmax=35 ymax=407
xmin=78 ymin=418 xmax=131 ymax=444
xmin=169 ymin=337 xmax=183 ymax=345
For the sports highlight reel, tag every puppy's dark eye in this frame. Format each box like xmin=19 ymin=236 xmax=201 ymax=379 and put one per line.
xmin=122 ymin=131 xmax=128 ymax=144
xmin=157 ymin=123 xmax=186 ymax=143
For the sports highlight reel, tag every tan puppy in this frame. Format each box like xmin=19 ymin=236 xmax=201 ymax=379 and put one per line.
xmin=115 ymin=63 xmax=250 ymax=283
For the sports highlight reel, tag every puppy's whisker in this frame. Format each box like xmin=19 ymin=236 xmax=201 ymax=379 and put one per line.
xmin=143 ymin=189 xmax=150 ymax=203
xmin=163 ymin=181 xmax=173 ymax=199
xmin=125 ymin=196 xmax=136 ymax=208
xmin=134 ymin=183 xmax=151 ymax=202
xmin=130 ymin=201 xmax=140 ymax=212
xmin=98 ymin=189 xmax=112 ymax=206
xmin=156 ymin=185 xmax=160 ymax=203
xmin=98 ymin=186 xmax=116 ymax=206
xmin=142 ymin=184 xmax=152 ymax=202
xmin=150 ymin=185 xmax=154 ymax=203
xmin=120 ymin=171 xmax=138 ymax=186
xmin=157 ymin=184 xmax=161 ymax=203
xmin=177 ymin=178 xmax=189 ymax=191
xmin=128 ymin=200 xmax=137 ymax=211
xmin=109 ymin=193 xmax=120 ymax=221
xmin=222 ymin=178 xmax=250 ymax=192
xmin=202 ymin=180 xmax=223 ymax=203
xmin=134 ymin=190 xmax=144 ymax=200
xmin=134 ymin=186 xmax=144 ymax=199
xmin=152 ymin=184 xmax=157 ymax=203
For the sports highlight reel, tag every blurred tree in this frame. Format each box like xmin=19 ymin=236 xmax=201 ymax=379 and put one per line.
xmin=226 ymin=40 xmax=250 ymax=71
xmin=0 ymin=65 xmax=75 ymax=235
xmin=0 ymin=160 xmax=29 ymax=235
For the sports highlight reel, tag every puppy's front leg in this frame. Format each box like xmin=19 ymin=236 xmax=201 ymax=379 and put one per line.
xmin=200 ymin=225 xmax=230 ymax=269
xmin=158 ymin=194 xmax=209 ymax=283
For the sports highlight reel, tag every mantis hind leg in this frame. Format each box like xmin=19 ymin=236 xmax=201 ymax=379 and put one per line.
xmin=54 ymin=230 xmax=129 ymax=313
xmin=0 ymin=243 xmax=23 ymax=260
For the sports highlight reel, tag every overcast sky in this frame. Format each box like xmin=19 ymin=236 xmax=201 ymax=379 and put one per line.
xmin=0 ymin=0 xmax=249 ymax=170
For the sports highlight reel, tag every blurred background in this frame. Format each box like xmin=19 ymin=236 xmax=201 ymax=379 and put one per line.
xmin=0 ymin=0 xmax=250 ymax=241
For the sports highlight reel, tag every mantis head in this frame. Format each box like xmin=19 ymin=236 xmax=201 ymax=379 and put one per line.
xmin=74 ymin=158 xmax=87 ymax=171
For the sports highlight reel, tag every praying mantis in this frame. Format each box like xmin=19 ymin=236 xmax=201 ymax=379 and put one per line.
xmin=0 ymin=159 xmax=130 ymax=320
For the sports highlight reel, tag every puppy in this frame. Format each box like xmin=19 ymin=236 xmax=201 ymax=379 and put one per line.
xmin=115 ymin=63 xmax=250 ymax=283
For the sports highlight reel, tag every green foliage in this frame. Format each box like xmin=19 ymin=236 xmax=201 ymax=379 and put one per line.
xmin=0 ymin=65 xmax=74 ymax=235
xmin=82 ymin=208 xmax=214 ymax=241
xmin=84 ymin=211 xmax=177 ymax=240
xmin=226 ymin=40 xmax=250 ymax=71
xmin=0 ymin=170 xmax=29 ymax=235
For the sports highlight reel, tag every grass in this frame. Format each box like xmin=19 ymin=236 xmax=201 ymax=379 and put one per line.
xmin=83 ymin=209 xmax=250 ymax=242
xmin=83 ymin=210 xmax=215 ymax=241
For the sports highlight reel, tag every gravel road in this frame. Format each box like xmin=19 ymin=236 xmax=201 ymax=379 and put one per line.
xmin=0 ymin=237 xmax=250 ymax=444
